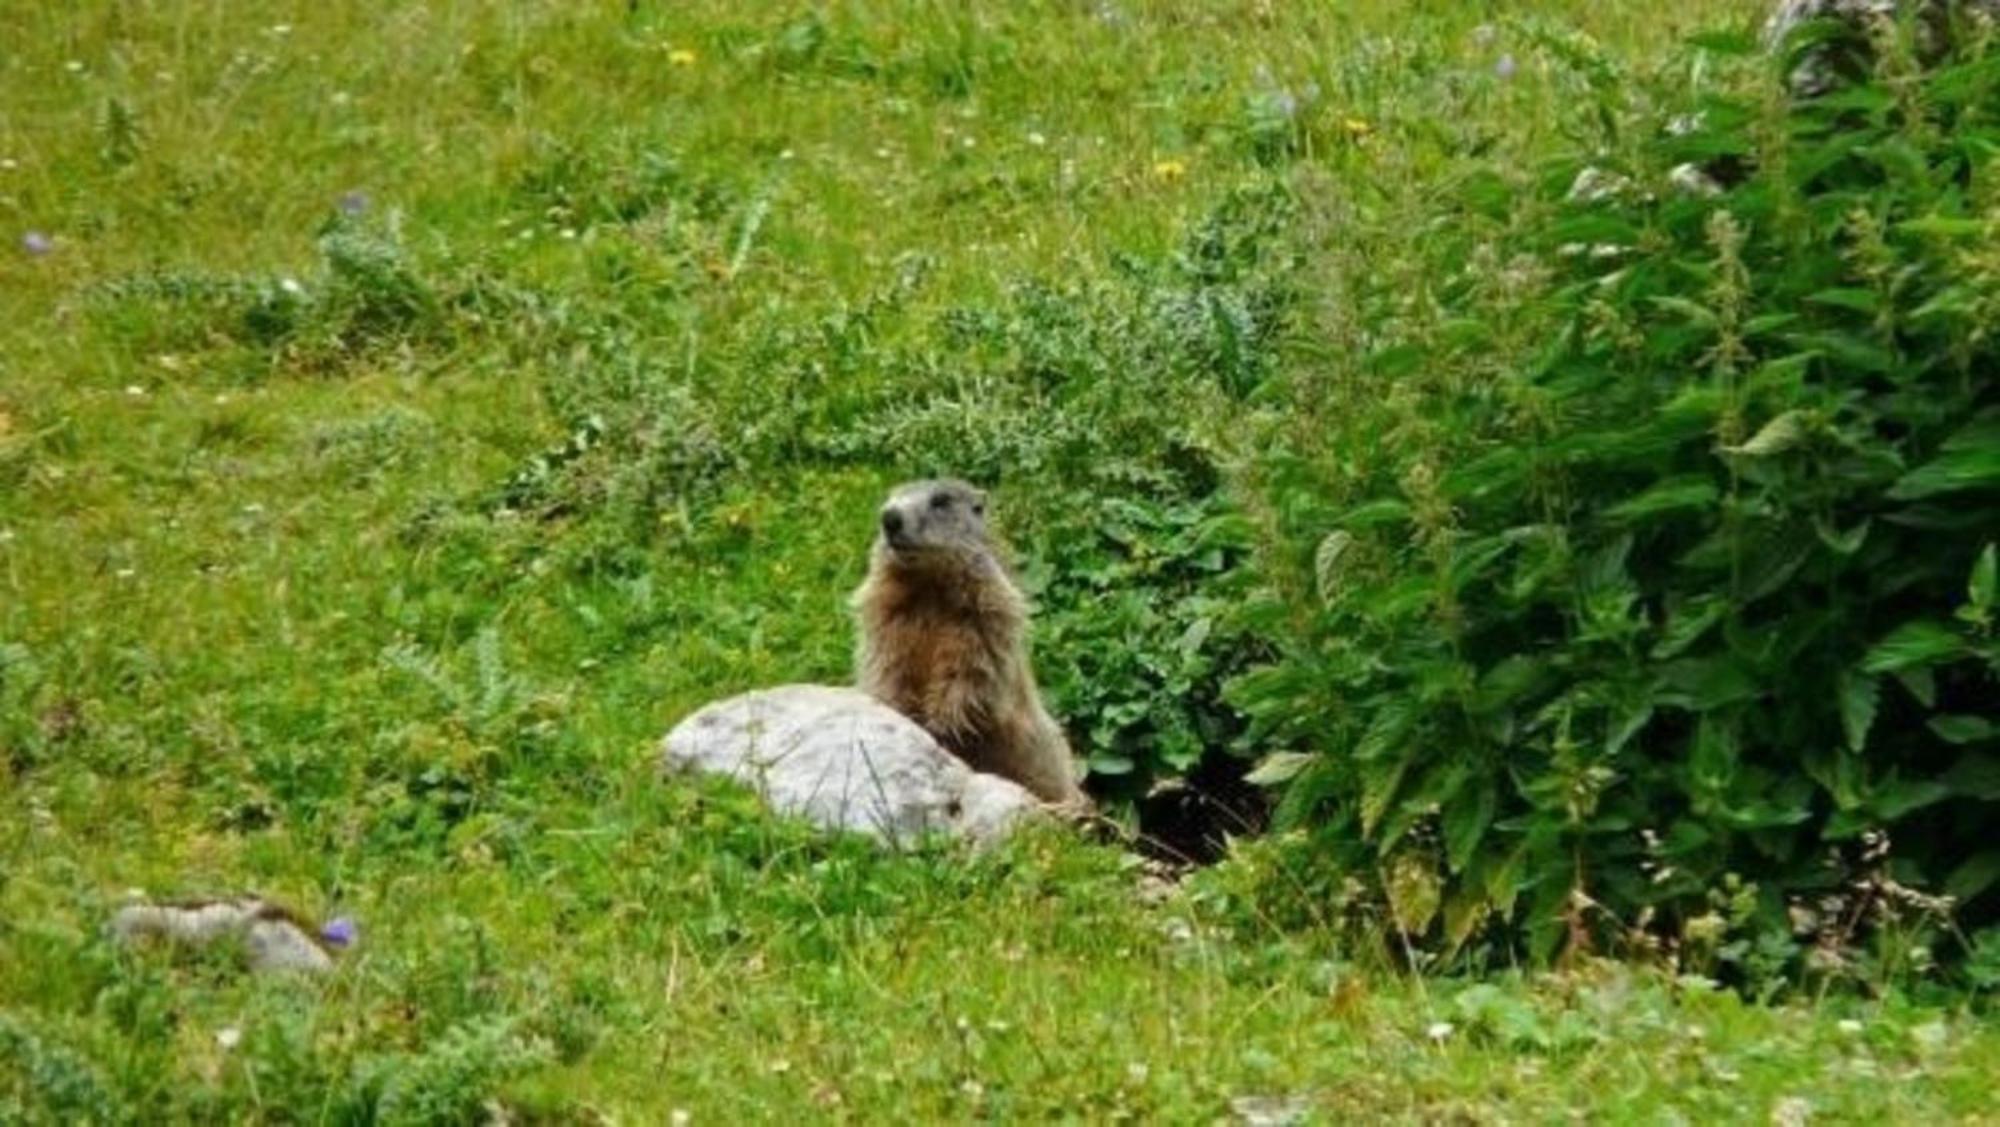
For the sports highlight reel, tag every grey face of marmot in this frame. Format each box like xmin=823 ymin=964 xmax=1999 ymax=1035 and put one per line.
xmin=872 ymin=479 xmax=994 ymax=570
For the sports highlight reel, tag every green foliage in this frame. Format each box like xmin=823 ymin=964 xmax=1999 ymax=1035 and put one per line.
xmin=10 ymin=1 xmax=2000 ymax=1119
xmin=1238 ymin=20 xmax=2000 ymax=973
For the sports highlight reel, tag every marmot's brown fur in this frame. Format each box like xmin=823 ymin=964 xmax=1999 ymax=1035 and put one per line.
xmin=852 ymin=479 xmax=1087 ymax=808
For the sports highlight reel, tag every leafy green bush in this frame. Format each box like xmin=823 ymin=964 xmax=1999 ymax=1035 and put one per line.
xmin=1235 ymin=21 xmax=2000 ymax=973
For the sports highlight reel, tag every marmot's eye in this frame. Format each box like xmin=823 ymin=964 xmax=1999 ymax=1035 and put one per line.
xmin=930 ymin=493 xmax=951 ymax=511
xmin=972 ymin=503 xmax=984 ymax=517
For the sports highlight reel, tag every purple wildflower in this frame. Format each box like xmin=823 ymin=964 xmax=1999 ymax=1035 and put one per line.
xmin=1495 ymin=54 xmax=1518 ymax=80
xmin=320 ymin=916 xmax=358 ymax=947
xmin=337 ymin=190 xmax=369 ymax=216
xmin=21 ymin=231 xmax=52 ymax=257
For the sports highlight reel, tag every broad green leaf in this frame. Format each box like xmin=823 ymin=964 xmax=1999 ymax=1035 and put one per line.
xmin=1607 ymin=477 xmax=1718 ymax=521
xmin=1929 ymin=715 xmax=1997 ymax=745
xmin=1785 ymin=331 xmax=1894 ymax=373
xmin=1355 ymin=699 xmax=1418 ymax=764
xmin=1871 ymin=777 xmax=1950 ymax=820
xmin=1889 ymin=446 xmax=2000 ymax=500
xmin=1245 ymin=751 xmax=1317 ymax=787
xmin=1648 ymin=295 xmax=1719 ymax=328
xmin=1722 ymin=409 xmax=1809 ymax=457
xmin=1896 ymin=665 xmax=1938 ymax=708
xmin=1804 ymin=288 xmax=1880 ymax=315
xmin=1898 ymin=215 xmax=1986 ymax=238
xmin=1361 ymin=757 xmax=1409 ymax=839
xmin=1689 ymin=715 xmax=1739 ymax=792
xmin=1659 ymin=655 xmax=1760 ymax=711
xmin=1652 ymin=596 xmax=1728 ymax=660
xmin=1838 ymin=672 xmax=1878 ymax=754
xmin=1860 ymin=139 xmax=1930 ymax=187
xmin=1441 ymin=888 xmax=1490 ymax=952
xmin=1944 ymin=753 xmax=2000 ymax=800
xmin=1607 ymin=694 xmax=1654 ymax=756
xmin=1972 ymin=544 xmax=1997 ymax=610
xmin=1862 ymin=621 xmax=1965 ymax=674
xmin=1313 ymin=530 xmax=1353 ymax=605
xmin=1740 ymin=534 xmax=1813 ymax=602
xmin=1946 ymin=851 xmax=2000 ymax=901
xmin=1443 ymin=781 xmax=1497 ymax=873
xmin=1813 ymin=516 xmax=1871 ymax=556
xmin=1340 ymin=499 xmax=1411 ymax=528
xmin=1088 ymin=752 xmax=1135 ymax=776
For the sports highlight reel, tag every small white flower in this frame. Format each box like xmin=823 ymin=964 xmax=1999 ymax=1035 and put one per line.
xmin=124 ymin=385 xmax=147 ymax=397
xmin=0 ymin=529 xmax=14 ymax=544
xmin=1770 ymin=1095 xmax=1811 ymax=1127
xmin=1668 ymin=162 xmax=1724 ymax=198
xmin=669 ymin=1111 xmax=691 ymax=1127
xmin=559 ymin=227 xmax=577 ymax=240
xmin=216 ymin=1026 xmax=242 ymax=1050
xmin=115 ymin=568 xmax=136 ymax=579
xmin=874 ymin=147 xmax=891 ymax=158
xmin=778 ymin=148 xmax=795 ymax=161
xmin=0 ymin=158 xmax=16 ymax=171
xmin=278 ymin=276 xmax=305 ymax=297
xmin=1026 ymin=131 xmax=1046 ymax=146
xmin=269 ymin=23 xmax=292 ymax=35
xmin=65 ymin=60 xmax=84 ymax=73
xmin=1425 ymin=1021 xmax=1454 ymax=1044
xmin=1837 ymin=1019 xmax=1863 ymax=1036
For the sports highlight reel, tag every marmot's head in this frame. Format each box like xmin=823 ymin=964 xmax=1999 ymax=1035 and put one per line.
xmin=873 ymin=478 xmax=994 ymax=570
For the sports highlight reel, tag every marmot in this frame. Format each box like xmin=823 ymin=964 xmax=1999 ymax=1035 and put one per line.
xmin=852 ymin=479 xmax=1088 ymax=808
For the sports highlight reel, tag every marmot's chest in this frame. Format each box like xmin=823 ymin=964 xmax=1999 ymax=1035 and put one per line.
xmin=885 ymin=610 xmax=995 ymax=687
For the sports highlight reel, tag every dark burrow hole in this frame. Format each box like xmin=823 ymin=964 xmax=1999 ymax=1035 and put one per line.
xmin=1111 ymin=754 xmax=1271 ymax=869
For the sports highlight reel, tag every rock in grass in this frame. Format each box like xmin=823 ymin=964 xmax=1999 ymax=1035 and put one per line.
xmin=111 ymin=897 xmax=352 ymax=974
xmin=659 ymin=684 xmax=1044 ymax=846
xmin=1766 ymin=0 xmax=2000 ymax=97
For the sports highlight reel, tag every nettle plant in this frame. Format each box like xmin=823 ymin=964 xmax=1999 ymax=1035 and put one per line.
xmin=1235 ymin=17 xmax=2000 ymax=976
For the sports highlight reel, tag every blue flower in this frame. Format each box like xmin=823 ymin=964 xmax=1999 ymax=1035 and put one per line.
xmin=337 ymin=190 xmax=369 ymax=216
xmin=21 ymin=231 xmax=52 ymax=256
xmin=320 ymin=916 xmax=358 ymax=947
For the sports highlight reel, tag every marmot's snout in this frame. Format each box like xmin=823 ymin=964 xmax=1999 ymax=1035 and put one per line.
xmin=880 ymin=506 xmax=910 ymax=548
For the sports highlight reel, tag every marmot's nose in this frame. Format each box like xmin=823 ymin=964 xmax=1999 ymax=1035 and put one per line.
xmin=881 ymin=508 xmax=905 ymax=538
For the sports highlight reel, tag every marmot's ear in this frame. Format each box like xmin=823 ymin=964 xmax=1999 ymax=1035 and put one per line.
xmin=972 ymin=488 xmax=989 ymax=514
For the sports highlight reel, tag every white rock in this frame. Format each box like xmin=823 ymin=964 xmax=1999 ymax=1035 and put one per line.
xmin=659 ymin=685 xmax=1044 ymax=847
xmin=1765 ymin=1 xmax=2000 ymax=96
xmin=111 ymin=898 xmax=338 ymax=974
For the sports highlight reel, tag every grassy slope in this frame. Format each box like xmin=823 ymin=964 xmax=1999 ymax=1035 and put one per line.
xmin=2 ymin=0 xmax=1996 ymax=1120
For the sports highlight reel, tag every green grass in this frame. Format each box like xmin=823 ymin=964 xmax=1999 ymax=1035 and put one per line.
xmin=3 ymin=0 xmax=1998 ymax=1120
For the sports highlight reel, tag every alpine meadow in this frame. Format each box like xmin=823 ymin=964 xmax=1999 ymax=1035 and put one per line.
xmin=3 ymin=1 xmax=2000 ymax=1122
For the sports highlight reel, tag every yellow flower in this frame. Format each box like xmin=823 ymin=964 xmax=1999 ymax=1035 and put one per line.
xmin=1341 ymin=117 xmax=1373 ymax=138
xmin=668 ymin=47 xmax=698 ymax=67
xmin=1152 ymin=158 xmax=1187 ymax=181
